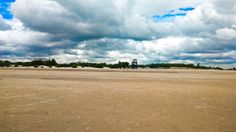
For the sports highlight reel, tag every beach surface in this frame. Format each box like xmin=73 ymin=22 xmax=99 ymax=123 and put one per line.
xmin=0 ymin=68 xmax=236 ymax=132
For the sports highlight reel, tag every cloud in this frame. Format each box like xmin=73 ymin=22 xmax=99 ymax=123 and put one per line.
xmin=216 ymin=26 xmax=236 ymax=40
xmin=0 ymin=16 xmax=11 ymax=30
xmin=0 ymin=0 xmax=235 ymax=68
xmin=11 ymin=0 xmax=202 ymax=40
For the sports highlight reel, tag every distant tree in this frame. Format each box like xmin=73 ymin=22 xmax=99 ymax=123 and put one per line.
xmin=0 ymin=60 xmax=3 ymax=67
xmin=14 ymin=64 xmax=19 ymax=67
xmin=47 ymin=59 xmax=57 ymax=66
xmin=0 ymin=60 xmax=11 ymax=67
xmin=71 ymin=63 xmax=77 ymax=68
xmin=0 ymin=59 xmax=226 ymax=70
xmin=109 ymin=61 xmax=129 ymax=69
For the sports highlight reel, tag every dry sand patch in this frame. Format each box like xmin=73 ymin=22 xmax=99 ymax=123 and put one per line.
xmin=0 ymin=68 xmax=236 ymax=132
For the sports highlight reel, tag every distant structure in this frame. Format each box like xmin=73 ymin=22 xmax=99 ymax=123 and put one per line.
xmin=131 ymin=59 xmax=138 ymax=69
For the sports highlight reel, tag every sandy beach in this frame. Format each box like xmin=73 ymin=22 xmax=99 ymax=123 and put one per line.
xmin=0 ymin=68 xmax=236 ymax=132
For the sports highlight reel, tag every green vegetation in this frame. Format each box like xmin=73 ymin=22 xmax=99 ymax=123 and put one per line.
xmin=0 ymin=60 xmax=11 ymax=67
xmin=146 ymin=63 xmax=224 ymax=70
xmin=0 ymin=59 xmax=231 ymax=70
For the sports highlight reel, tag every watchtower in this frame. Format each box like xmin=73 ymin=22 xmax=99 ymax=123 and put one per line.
xmin=131 ymin=59 xmax=138 ymax=69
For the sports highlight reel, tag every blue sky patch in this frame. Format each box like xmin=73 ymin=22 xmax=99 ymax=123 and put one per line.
xmin=179 ymin=7 xmax=195 ymax=11
xmin=153 ymin=13 xmax=186 ymax=21
xmin=153 ymin=6 xmax=195 ymax=22
xmin=0 ymin=0 xmax=16 ymax=19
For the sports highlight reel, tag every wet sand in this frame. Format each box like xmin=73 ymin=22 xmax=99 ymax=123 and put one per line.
xmin=0 ymin=68 xmax=236 ymax=132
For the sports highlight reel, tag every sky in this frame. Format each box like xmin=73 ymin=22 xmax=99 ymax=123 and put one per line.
xmin=0 ymin=0 xmax=236 ymax=68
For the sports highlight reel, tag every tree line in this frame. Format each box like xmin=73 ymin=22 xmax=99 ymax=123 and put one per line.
xmin=0 ymin=59 xmax=129 ymax=69
xmin=0 ymin=59 xmax=233 ymax=70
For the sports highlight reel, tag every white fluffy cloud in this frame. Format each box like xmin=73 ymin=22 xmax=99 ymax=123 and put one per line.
xmin=0 ymin=0 xmax=235 ymax=67
xmin=216 ymin=26 xmax=236 ymax=40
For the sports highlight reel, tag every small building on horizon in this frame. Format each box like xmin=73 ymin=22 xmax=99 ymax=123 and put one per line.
xmin=131 ymin=59 xmax=138 ymax=69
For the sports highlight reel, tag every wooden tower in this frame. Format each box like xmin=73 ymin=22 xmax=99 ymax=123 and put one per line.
xmin=131 ymin=59 xmax=138 ymax=69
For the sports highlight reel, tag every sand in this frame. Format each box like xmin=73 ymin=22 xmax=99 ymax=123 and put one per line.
xmin=0 ymin=68 xmax=236 ymax=132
